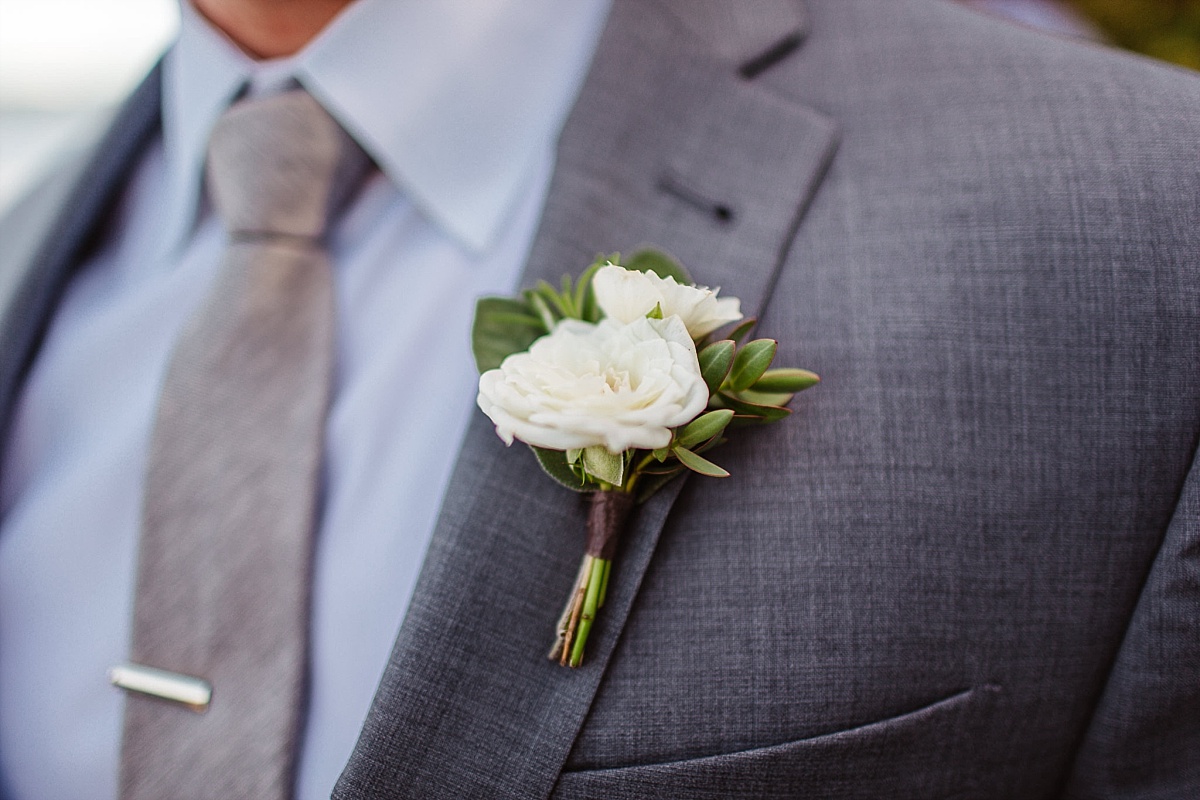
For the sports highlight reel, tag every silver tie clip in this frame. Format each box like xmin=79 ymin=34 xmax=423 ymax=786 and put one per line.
xmin=108 ymin=663 xmax=212 ymax=713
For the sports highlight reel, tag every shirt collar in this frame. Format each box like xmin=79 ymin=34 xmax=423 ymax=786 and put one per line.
xmin=160 ymin=0 xmax=610 ymax=256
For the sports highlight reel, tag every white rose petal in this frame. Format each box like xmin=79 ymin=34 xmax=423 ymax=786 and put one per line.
xmin=477 ymin=316 xmax=710 ymax=454
xmin=592 ymin=264 xmax=743 ymax=339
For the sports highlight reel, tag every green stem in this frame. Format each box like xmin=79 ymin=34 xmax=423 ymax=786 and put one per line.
xmin=569 ymin=556 xmax=609 ymax=667
xmin=623 ymin=453 xmax=659 ymax=493
xmin=558 ymin=554 xmax=593 ymax=666
xmin=549 ymin=557 xmax=592 ymax=662
xmin=597 ymin=558 xmax=612 ymax=608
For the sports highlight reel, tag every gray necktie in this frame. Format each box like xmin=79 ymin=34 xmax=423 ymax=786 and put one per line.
xmin=115 ymin=90 xmax=369 ymax=800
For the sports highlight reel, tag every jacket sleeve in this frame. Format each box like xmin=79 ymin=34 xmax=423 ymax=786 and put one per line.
xmin=1063 ymin=441 xmax=1200 ymax=798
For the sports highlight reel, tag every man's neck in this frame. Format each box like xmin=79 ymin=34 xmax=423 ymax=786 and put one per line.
xmin=190 ymin=0 xmax=355 ymax=59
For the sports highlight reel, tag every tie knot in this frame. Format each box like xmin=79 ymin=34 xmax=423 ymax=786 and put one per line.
xmin=205 ymin=90 xmax=370 ymax=240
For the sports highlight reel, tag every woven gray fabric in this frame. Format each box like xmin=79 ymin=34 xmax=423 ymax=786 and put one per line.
xmin=2 ymin=0 xmax=1198 ymax=797
xmin=332 ymin=2 xmax=1199 ymax=798
xmin=118 ymin=90 xmax=365 ymax=800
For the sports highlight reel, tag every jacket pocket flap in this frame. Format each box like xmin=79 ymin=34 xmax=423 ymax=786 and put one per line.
xmin=553 ymin=684 xmax=1002 ymax=799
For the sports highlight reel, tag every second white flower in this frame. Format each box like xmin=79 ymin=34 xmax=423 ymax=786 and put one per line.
xmin=592 ymin=264 xmax=743 ymax=340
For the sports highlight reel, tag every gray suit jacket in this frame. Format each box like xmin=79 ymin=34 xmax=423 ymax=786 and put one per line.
xmin=2 ymin=1 xmax=1197 ymax=798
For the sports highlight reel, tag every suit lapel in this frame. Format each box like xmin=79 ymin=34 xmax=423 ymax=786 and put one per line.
xmin=0 ymin=62 xmax=162 ymax=478
xmin=336 ymin=1 xmax=837 ymax=798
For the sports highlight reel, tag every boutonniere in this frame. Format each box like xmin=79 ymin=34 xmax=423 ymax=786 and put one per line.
xmin=472 ymin=250 xmax=818 ymax=667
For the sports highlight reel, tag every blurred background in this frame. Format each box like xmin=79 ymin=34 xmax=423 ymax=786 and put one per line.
xmin=0 ymin=0 xmax=176 ymax=209
xmin=0 ymin=0 xmax=1197 ymax=213
xmin=1066 ymin=0 xmax=1200 ymax=65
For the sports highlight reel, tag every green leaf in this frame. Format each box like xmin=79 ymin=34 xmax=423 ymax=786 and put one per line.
xmin=535 ymin=280 xmax=574 ymax=319
xmin=527 ymin=292 xmax=559 ymax=332
xmin=646 ymin=302 xmax=664 ymax=320
xmin=693 ymin=435 xmax=728 ymax=455
xmin=716 ymin=391 xmax=792 ymax=423
xmin=471 ymin=297 xmax=546 ymax=373
xmin=639 ymin=462 xmax=687 ymax=475
xmin=675 ymin=409 xmax=734 ymax=450
xmin=727 ymin=318 xmax=756 ymax=344
xmin=624 ymin=248 xmax=692 ymax=285
xmin=672 ymin=446 xmax=730 ymax=478
xmin=582 ymin=446 xmax=624 ymax=487
xmin=698 ymin=340 xmax=736 ymax=395
xmin=737 ymin=389 xmax=793 ymax=408
xmin=531 ymin=446 xmax=593 ymax=492
xmin=729 ymin=338 xmax=777 ymax=392
xmin=635 ymin=467 xmax=687 ymax=503
xmin=651 ymin=446 xmax=670 ymax=462
xmin=752 ymin=368 xmax=820 ymax=393
xmin=572 ymin=257 xmax=608 ymax=317
xmin=581 ymin=291 xmax=602 ymax=322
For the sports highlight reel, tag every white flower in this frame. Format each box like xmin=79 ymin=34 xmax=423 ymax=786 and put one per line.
xmin=477 ymin=315 xmax=710 ymax=454
xmin=592 ymin=264 xmax=742 ymax=339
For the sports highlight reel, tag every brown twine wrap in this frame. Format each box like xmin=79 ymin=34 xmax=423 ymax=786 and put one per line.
xmin=585 ymin=490 xmax=635 ymax=560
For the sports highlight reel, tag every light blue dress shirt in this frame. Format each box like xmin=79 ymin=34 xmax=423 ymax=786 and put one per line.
xmin=0 ymin=1 xmax=610 ymax=798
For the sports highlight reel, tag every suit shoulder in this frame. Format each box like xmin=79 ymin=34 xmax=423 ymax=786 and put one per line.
xmin=796 ymin=0 xmax=1200 ymax=139
xmin=927 ymin=0 xmax=1199 ymax=117
xmin=771 ymin=2 xmax=1197 ymax=311
xmin=784 ymin=0 xmax=1200 ymax=223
